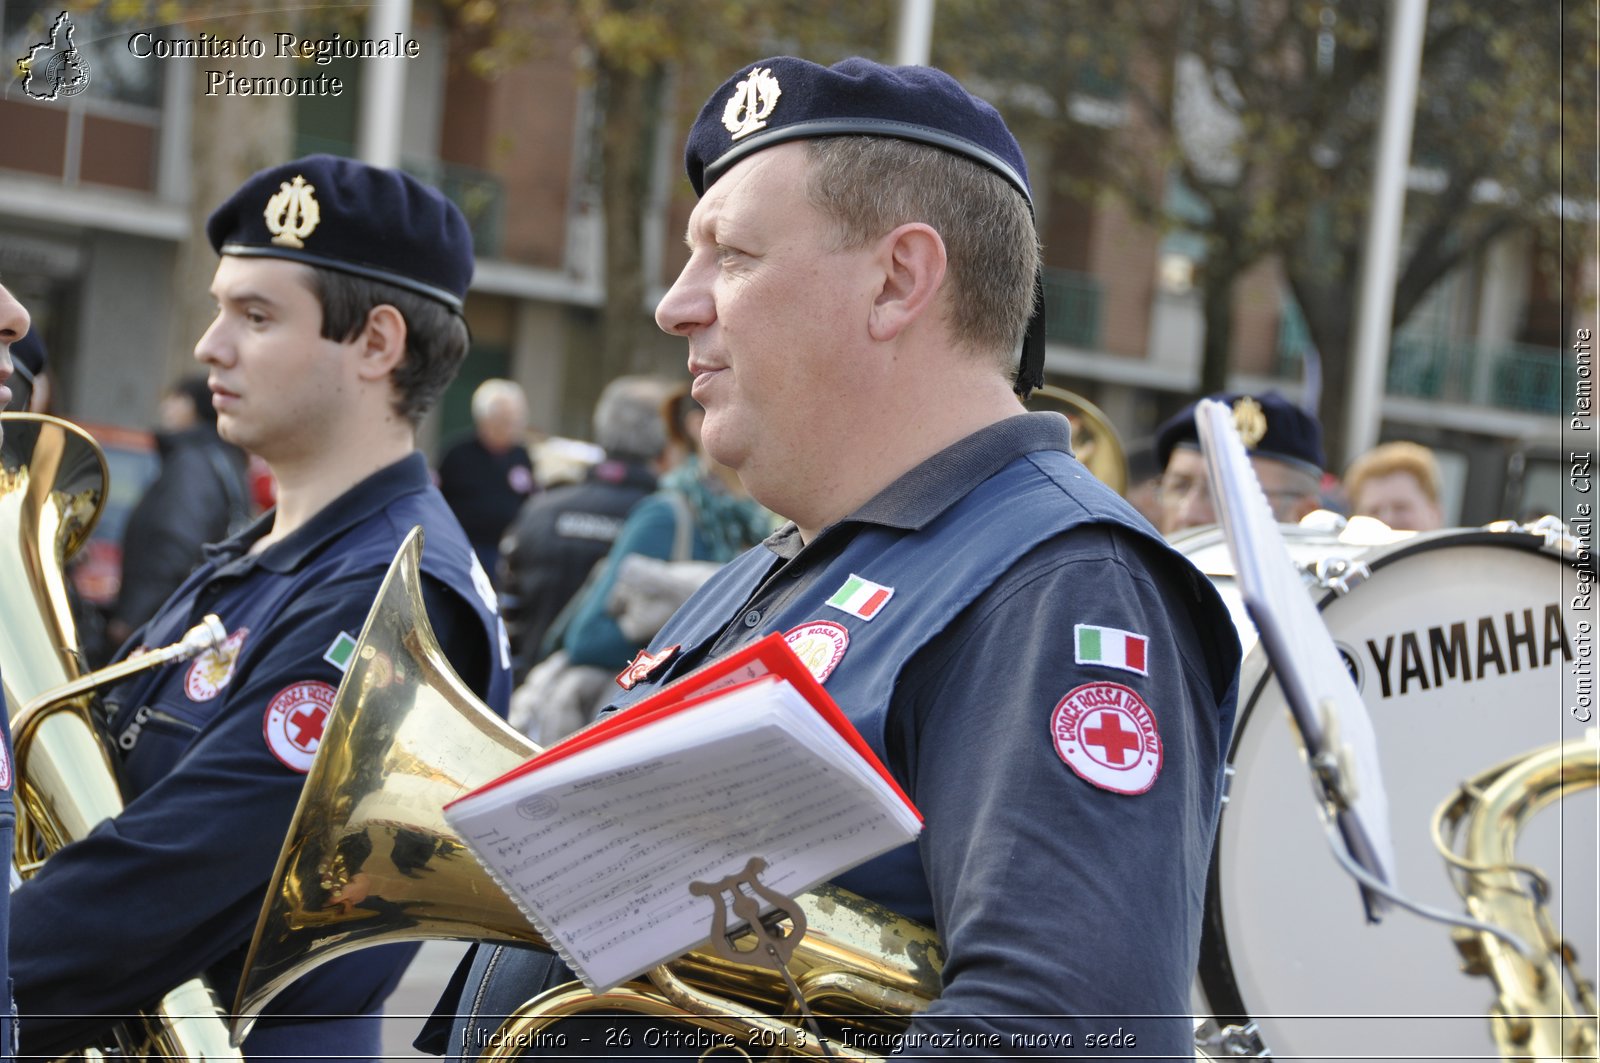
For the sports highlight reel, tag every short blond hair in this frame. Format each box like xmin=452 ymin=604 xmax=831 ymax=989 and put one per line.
xmin=1345 ymin=441 xmax=1441 ymax=505
xmin=804 ymin=137 xmax=1039 ymax=370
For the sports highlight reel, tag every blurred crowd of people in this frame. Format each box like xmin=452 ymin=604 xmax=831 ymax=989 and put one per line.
xmin=30 ymin=364 xmax=1454 ymax=740
xmin=432 ymin=375 xmax=775 ymax=742
xmin=445 ymin=382 xmax=1448 ymax=744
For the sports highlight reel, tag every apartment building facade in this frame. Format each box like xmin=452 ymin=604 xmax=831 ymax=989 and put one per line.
xmin=0 ymin=0 xmax=1577 ymax=523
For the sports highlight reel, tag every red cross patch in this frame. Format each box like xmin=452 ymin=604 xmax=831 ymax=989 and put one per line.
xmin=262 ymin=680 xmax=338 ymax=773
xmin=615 ymin=644 xmax=681 ymax=690
xmin=1050 ymin=681 xmax=1162 ymax=795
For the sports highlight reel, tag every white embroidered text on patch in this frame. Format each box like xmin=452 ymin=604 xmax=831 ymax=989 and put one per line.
xmin=1050 ymin=681 xmax=1163 ymax=795
xmin=783 ymin=621 xmax=850 ymax=683
xmin=263 ymin=680 xmax=337 ymax=773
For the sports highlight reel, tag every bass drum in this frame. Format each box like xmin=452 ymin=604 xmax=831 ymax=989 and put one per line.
xmin=1191 ymin=525 xmax=1595 ymax=1061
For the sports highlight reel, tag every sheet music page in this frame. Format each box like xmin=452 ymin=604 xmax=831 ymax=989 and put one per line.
xmin=445 ymin=676 xmax=920 ymax=992
xmin=1195 ymin=399 xmax=1397 ymax=898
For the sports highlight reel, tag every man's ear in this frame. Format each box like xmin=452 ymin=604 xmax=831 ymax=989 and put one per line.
xmin=867 ymin=223 xmax=947 ymax=343
xmin=354 ymin=304 xmax=407 ymax=381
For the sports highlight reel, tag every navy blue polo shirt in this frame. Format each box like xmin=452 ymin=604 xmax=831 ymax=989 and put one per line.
xmin=11 ymin=452 xmax=511 ymax=1059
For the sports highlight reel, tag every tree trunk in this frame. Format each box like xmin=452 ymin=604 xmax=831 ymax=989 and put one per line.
xmin=596 ymin=56 xmax=663 ymax=384
xmin=1286 ymin=260 xmax=1358 ymax=471
xmin=1198 ymin=255 xmax=1239 ymax=397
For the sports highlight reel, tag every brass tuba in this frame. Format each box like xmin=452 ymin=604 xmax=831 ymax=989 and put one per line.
xmin=1022 ymin=385 xmax=1128 ymax=495
xmin=234 ymin=528 xmax=947 ymax=1057
xmin=0 ymin=412 xmax=241 ymax=1060
xmin=1434 ymin=732 xmax=1600 ymax=1061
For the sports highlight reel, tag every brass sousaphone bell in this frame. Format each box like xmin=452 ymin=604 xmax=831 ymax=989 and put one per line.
xmin=1022 ymin=385 xmax=1128 ymax=495
xmin=0 ymin=413 xmax=239 ymax=1060
xmin=234 ymin=528 xmax=945 ymax=1056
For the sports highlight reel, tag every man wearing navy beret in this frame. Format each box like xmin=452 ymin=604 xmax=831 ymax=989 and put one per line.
xmin=9 ymin=156 xmax=512 ymax=1060
xmin=1154 ymin=390 xmax=1326 ymax=536
xmin=428 ymin=57 xmax=1238 ymax=1059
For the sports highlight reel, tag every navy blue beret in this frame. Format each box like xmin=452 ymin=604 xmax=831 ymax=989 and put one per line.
xmin=685 ymin=56 xmax=1031 ymax=205
xmin=205 ymin=154 xmax=472 ymax=313
xmin=1156 ymin=390 xmax=1325 ymax=474
xmin=684 ymin=56 xmax=1046 ymax=395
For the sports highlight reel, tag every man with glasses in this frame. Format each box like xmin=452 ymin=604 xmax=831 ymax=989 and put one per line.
xmin=1154 ymin=391 xmax=1325 ymax=536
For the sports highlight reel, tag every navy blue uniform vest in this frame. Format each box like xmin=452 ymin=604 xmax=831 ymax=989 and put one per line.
xmin=607 ymin=448 xmax=1225 ymax=924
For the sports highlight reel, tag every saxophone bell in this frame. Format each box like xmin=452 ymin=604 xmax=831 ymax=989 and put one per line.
xmin=1434 ymin=733 xmax=1600 ymax=1059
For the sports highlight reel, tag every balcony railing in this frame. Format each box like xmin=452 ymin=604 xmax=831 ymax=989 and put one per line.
xmin=406 ymin=159 xmax=506 ymax=260
xmin=1384 ymin=335 xmax=1562 ymax=414
xmin=1279 ymin=304 xmax=1562 ymax=415
xmin=291 ymin=134 xmax=506 ymax=259
xmin=1042 ymin=268 xmax=1102 ymax=349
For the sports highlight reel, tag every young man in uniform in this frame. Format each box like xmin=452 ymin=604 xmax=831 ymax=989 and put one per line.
xmin=428 ymin=58 xmax=1239 ymax=1059
xmin=10 ymin=156 xmax=513 ymax=1060
xmin=0 ymin=278 xmax=30 ymax=1063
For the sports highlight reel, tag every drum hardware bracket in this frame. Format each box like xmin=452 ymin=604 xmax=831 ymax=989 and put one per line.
xmin=1304 ymin=557 xmax=1370 ymax=596
xmin=1310 ymin=700 xmax=1358 ymax=809
xmin=1486 ymin=515 xmax=1578 ymax=555
xmin=1192 ymin=1018 xmax=1271 ymax=1058
xmin=1219 ymin=764 xmax=1236 ymax=807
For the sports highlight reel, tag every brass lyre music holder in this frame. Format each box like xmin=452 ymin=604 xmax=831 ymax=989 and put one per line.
xmin=690 ymin=857 xmax=837 ymax=1058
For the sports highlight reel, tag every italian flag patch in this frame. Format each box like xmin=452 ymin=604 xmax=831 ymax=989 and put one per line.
xmin=1075 ymin=624 xmax=1149 ymax=676
xmin=323 ymin=631 xmax=358 ymax=673
xmin=826 ymin=574 xmax=894 ymax=621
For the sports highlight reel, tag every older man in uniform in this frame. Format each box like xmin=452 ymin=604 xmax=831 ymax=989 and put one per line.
xmin=1155 ymin=390 xmax=1326 ymax=536
xmin=426 ymin=58 xmax=1239 ymax=1059
xmin=10 ymin=156 xmax=512 ymax=1060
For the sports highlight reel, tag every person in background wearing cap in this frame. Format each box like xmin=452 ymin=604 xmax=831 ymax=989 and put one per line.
xmin=1154 ymin=391 xmax=1326 ymax=536
xmin=106 ymin=374 xmax=253 ymax=649
xmin=423 ymin=57 xmax=1239 ymax=1060
xmin=1343 ymin=440 xmax=1445 ymax=532
xmin=0 ymin=279 xmax=32 ymax=1063
xmin=8 ymin=156 xmax=512 ymax=1061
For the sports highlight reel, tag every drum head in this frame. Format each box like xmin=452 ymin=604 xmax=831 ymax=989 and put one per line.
xmin=1198 ymin=529 xmax=1596 ymax=1060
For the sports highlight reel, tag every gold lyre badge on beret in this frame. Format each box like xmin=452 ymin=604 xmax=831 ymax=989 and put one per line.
xmin=265 ymin=174 xmax=321 ymax=249
xmin=1231 ymin=396 xmax=1267 ymax=448
xmin=722 ymin=66 xmax=782 ymax=141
